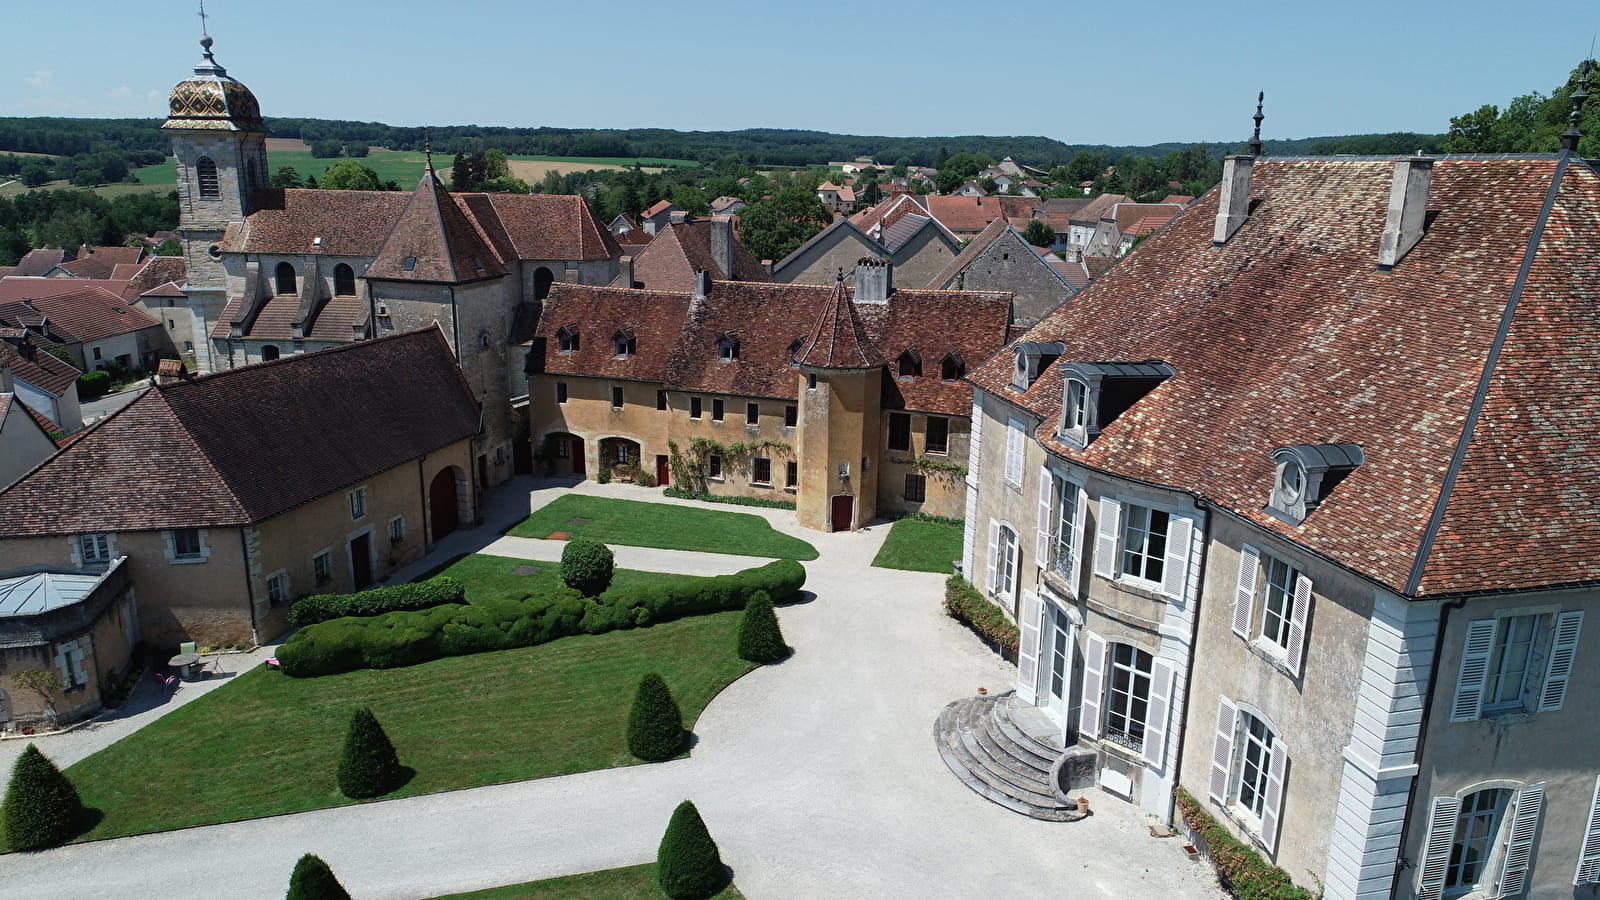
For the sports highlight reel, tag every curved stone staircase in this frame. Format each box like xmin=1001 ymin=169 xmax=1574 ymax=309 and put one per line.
xmin=935 ymin=691 xmax=1088 ymax=822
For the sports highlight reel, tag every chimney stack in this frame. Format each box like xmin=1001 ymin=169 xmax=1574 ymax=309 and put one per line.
xmin=619 ymin=255 xmax=635 ymax=290
xmin=854 ymin=257 xmax=892 ymax=303
xmin=693 ymin=269 xmax=711 ymax=302
xmin=1377 ymin=156 xmax=1433 ymax=270
xmin=1214 ymin=92 xmax=1265 ymax=247
xmin=710 ymin=217 xmax=735 ymax=280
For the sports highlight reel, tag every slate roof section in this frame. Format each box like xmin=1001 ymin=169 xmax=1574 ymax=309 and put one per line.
xmin=0 ymin=287 xmax=161 ymax=342
xmin=542 ymin=278 xmax=1009 ymax=415
xmin=971 ymin=155 xmax=1599 ymax=599
xmin=0 ymin=327 xmax=481 ymax=536
xmin=368 ymin=170 xmax=507 ymax=284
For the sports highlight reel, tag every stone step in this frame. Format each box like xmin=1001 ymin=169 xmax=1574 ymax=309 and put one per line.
xmin=956 ymin=730 xmax=1061 ymax=805
xmin=934 ymin=693 xmax=1089 ymax=823
xmin=988 ymin=711 xmax=1061 ymax=772
xmin=949 ymin=731 xmax=1075 ymax=814
xmin=973 ymin=719 xmax=1052 ymax=783
xmin=935 ymin=730 xmax=1077 ymax=821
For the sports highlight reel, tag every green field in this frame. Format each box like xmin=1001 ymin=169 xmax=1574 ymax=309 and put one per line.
xmin=431 ymin=865 xmax=742 ymax=899
xmin=508 ymin=154 xmax=697 ymax=168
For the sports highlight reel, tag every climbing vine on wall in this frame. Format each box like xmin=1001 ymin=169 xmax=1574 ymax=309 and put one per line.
xmin=668 ymin=438 xmax=794 ymax=495
xmin=889 ymin=455 xmax=968 ymax=481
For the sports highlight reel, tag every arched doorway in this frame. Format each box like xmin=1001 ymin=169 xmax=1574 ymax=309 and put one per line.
xmin=429 ymin=466 xmax=467 ymax=541
xmin=533 ymin=266 xmax=555 ymax=301
xmin=542 ymin=432 xmax=584 ymax=477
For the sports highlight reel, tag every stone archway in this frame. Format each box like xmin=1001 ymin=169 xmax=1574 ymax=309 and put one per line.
xmin=541 ymin=432 xmax=585 ymax=477
xmin=598 ymin=437 xmax=643 ymax=481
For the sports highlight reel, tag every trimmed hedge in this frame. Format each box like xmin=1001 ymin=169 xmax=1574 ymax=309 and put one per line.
xmin=277 ymin=559 xmax=806 ymax=677
xmin=662 ymin=487 xmax=797 ymax=511
xmin=2 ymin=744 xmax=83 ymax=851
xmin=287 ymin=576 xmax=467 ymax=628
xmin=1175 ymin=787 xmax=1314 ymax=900
xmin=287 ymin=853 xmax=352 ymax=900
xmin=336 ymin=707 xmax=404 ymax=799
xmin=561 ymin=539 xmax=615 ymax=596
xmin=656 ymin=800 xmax=728 ymax=899
xmin=627 ymin=672 xmax=686 ymax=762
xmin=736 ymin=590 xmax=788 ymax=664
xmin=77 ymin=369 xmax=111 ymax=400
xmin=944 ymin=575 xmax=1019 ymax=658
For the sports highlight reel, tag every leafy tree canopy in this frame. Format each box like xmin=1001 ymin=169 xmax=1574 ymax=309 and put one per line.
xmin=319 ymin=160 xmax=382 ymax=191
xmin=1442 ymin=61 xmax=1598 ymax=155
xmin=735 ymin=186 xmax=832 ymax=263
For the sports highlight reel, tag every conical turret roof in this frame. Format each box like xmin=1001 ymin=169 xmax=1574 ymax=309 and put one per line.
xmin=792 ymin=275 xmax=882 ymax=371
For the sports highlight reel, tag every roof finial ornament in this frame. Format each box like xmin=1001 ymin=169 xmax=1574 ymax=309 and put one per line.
xmin=423 ymin=126 xmax=433 ymax=173
xmin=836 ymin=267 xmax=844 ymax=283
xmin=1560 ymin=59 xmax=1592 ymax=155
xmin=1248 ymin=91 xmax=1265 ymax=157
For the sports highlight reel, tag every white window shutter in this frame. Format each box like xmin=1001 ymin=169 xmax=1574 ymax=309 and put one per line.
xmin=1036 ymin=469 xmax=1054 ymax=566
xmin=1539 ymin=610 xmax=1583 ymax=712
xmin=1287 ymin=574 xmax=1313 ymax=676
xmin=1079 ymin=631 xmax=1106 ymax=740
xmin=1208 ymin=696 xmax=1239 ymax=805
xmin=1451 ymin=618 xmax=1498 ymax=722
xmin=1004 ymin=419 xmax=1024 ymax=486
xmin=1233 ymin=544 xmax=1259 ymax=641
xmin=1160 ymin=514 xmax=1194 ymax=602
xmin=1066 ymin=486 xmax=1088 ymax=593
xmin=1141 ymin=661 xmax=1175 ymax=768
xmin=1260 ymin=739 xmax=1289 ymax=855
xmin=1498 ymin=782 xmax=1544 ymax=897
xmin=1416 ymin=796 xmax=1462 ymax=900
xmin=1574 ymin=775 xmax=1600 ymax=885
xmin=1016 ymin=590 xmax=1042 ymax=704
xmin=985 ymin=520 xmax=1000 ymax=593
xmin=1093 ymin=497 xmax=1121 ymax=580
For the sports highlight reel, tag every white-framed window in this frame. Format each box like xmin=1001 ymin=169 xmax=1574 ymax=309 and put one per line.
xmin=1121 ymin=504 xmax=1169 ymax=584
xmin=1091 ymin=497 xmax=1194 ymax=602
xmin=265 ymin=571 xmax=290 ymax=606
xmin=613 ymin=331 xmax=635 ymax=357
xmin=1036 ymin=468 xmax=1086 ymax=587
xmin=1417 ymin=782 xmax=1545 ymax=900
xmin=985 ymin=520 xmax=1019 ymax=607
xmin=1004 ymin=418 xmax=1025 ymax=488
xmin=1209 ymin=698 xmax=1289 ymax=854
xmin=79 ymin=532 xmax=111 ymax=564
xmin=1078 ymin=631 xmax=1175 ymax=766
xmin=752 ymin=457 xmax=772 ymax=485
xmin=1103 ymin=642 xmax=1153 ymax=751
xmin=313 ymin=549 xmax=332 ymax=584
xmin=388 ymin=516 xmax=405 ymax=545
xmin=1574 ymin=776 xmax=1600 ymax=886
xmin=1451 ymin=609 xmax=1583 ymax=721
xmin=1232 ymin=545 xmax=1313 ymax=675
xmin=349 ymin=486 xmax=368 ymax=521
xmin=1064 ymin=378 xmax=1088 ymax=431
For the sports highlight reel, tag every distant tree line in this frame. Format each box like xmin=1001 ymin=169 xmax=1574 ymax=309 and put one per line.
xmin=0 ymin=149 xmax=167 ymax=189
xmin=0 ymin=189 xmax=178 ymax=266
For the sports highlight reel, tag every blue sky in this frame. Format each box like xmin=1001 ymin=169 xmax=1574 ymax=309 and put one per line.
xmin=4 ymin=0 xmax=1596 ymax=147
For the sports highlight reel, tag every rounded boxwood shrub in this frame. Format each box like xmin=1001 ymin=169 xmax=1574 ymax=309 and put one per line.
xmin=287 ymin=853 xmax=352 ymax=900
xmin=336 ymin=707 xmax=404 ymax=799
xmin=289 ymin=576 xmax=467 ymax=628
xmin=656 ymin=800 xmax=728 ymax=900
xmin=561 ymin=539 xmax=614 ymax=596
xmin=737 ymin=590 xmax=788 ymax=663
xmin=628 ymin=672 xmax=686 ymax=761
xmin=2 ymin=743 xmax=83 ymax=851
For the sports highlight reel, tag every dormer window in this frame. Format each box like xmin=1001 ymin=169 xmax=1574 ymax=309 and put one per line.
xmin=717 ymin=335 xmax=739 ymax=362
xmin=1011 ymin=342 xmax=1064 ymax=391
xmin=557 ymin=326 xmax=579 ymax=354
xmin=613 ymin=329 xmax=636 ymax=358
xmin=1266 ymin=444 xmax=1364 ymax=525
xmin=897 ymin=350 xmax=921 ymax=380
xmin=940 ymin=352 xmax=964 ymax=382
xmin=789 ymin=338 xmax=806 ymax=361
xmin=1057 ymin=361 xmax=1175 ymax=449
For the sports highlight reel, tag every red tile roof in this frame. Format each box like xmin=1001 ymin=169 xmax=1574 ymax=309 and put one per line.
xmin=210 ymin=293 xmax=367 ymax=342
xmin=0 ymin=277 xmax=133 ymax=304
xmin=126 ymin=256 xmax=187 ymax=301
xmin=972 ymin=155 xmax=1600 ymax=598
xmin=0 ymin=287 xmax=160 ymax=342
xmin=368 ymin=170 xmax=506 ymax=283
xmin=794 ymin=279 xmax=881 ymax=371
xmin=0 ymin=327 xmax=480 ymax=536
xmin=0 ymin=333 xmax=81 ymax=396
xmin=233 ymin=189 xmax=410 ymax=257
xmin=11 ymin=250 xmax=66 ymax=278
xmin=616 ymin=220 xmax=768 ymax=292
xmin=475 ymin=194 xmax=621 ymax=261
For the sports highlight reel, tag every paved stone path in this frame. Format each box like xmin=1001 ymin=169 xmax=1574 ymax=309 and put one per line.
xmin=5 ymin=479 xmax=1225 ymax=899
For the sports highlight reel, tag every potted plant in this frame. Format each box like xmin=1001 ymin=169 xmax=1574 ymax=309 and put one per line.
xmin=1076 ymin=795 xmax=1091 ymax=814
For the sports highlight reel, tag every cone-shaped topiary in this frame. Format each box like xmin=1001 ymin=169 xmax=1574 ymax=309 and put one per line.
xmin=287 ymin=853 xmax=352 ymax=900
xmin=2 ymin=743 xmax=83 ymax=851
xmin=336 ymin=707 xmax=403 ymax=799
xmin=736 ymin=590 xmax=788 ymax=664
xmin=627 ymin=672 xmax=686 ymax=761
xmin=656 ymin=800 xmax=728 ymax=900
xmin=561 ymin=539 xmax=615 ymax=596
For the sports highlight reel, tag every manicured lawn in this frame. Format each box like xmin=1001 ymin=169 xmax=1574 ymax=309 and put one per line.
xmin=509 ymin=495 xmax=818 ymax=560
xmin=871 ymin=518 xmax=963 ymax=573
xmin=48 ymin=611 xmax=754 ymax=846
xmin=427 ymin=553 xmax=686 ymax=603
xmin=431 ymin=864 xmax=742 ymax=899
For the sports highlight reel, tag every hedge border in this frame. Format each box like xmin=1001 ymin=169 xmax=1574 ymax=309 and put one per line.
xmin=943 ymin=575 xmax=1019 ymax=660
xmin=287 ymin=576 xmax=467 ymax=628
xmin=662 ymin=487 xmax=797 ymax=511
xmin=1174 ymin=787 xmax=1316 ymax=900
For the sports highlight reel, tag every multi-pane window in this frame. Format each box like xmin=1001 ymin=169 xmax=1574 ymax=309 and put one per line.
xmin=80 ymin=533 xmax=110 ymax=564
xmin=1004 ymin=419 xmax=1025 ymax=487
xmin=349 ymin=487 xmax=368 ymax=520
xmin=266 ymin=572 xmax=290 ymax=606
xmin=172 ymin=528 xmax=202 ymax=558
xmin=784 ymin=405 xmax=797 ymax=427
xmin=1446 ymin=789 xmax=1510 ymax=892
xmin=904 ymin=473 xmax=926 ymax=503
xmin=752 ymin=457 xmax=772 ymax=485
xmin=1452 ymin=609 xmax=1583 ymax=720
xmin=1064 ymin=379 xmax=1088 ymax=431
xmin=1485 ymin=614 xmax=1539 ymax=711
xmin=389 ymin=516 xmax=405 ymax=545
xmin=690 ymin=397 xmax=702 ymax=420
xmin=992 ymin=524 xmax=1018 ymax=602
xmin=746 ymin=403 xmax=759 ymax=426
xmin=611 ymin=386 xmax=624 ymax=409
xmin=1103 ymin=643 xmax=1153 ymax=750
xmin=712 ymin=399 xmax=725 ymax=422
xmin=1260 ymin=555 xmax=1299 ymax=651
xmin=785 ymin=461 xmax=798 ymax=487
xmin=1052 ymin=478 xmax=1078 ymax=577
xmin=926 ymin=417 xmax=949 ymax=454
xmin=707 ymin=455 xmax=723 ymax=479
xmin=1236 ymin=712 xmax=1274 ymax=821
xmin=313 ymin=550 xmax=332 ymax=584
xmin=555 ymin=382 xmax=568 ymax=404
xmin=1120 ymin=504 xmax=1169 ymax=584
xmin=888 ymin=413 xmax=911 ymax=451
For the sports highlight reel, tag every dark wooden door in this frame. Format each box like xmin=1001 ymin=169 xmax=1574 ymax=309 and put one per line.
xmin=513 ymin=440 xmax=533 ymax=475
xmin=656 ymin=455 xmax=670 ymax=487
xmin=830 ymin=494 xmax=853 ymax=532
xmin=571 ymin=439 xmax=585 ymax=476
xmin=350 ymin=533 xmax=373 ymax=589
xmin=430 ymin=468 xmax=458 ymax=541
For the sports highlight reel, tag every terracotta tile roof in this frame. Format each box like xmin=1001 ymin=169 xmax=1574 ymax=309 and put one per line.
xmin=643 ymin=200 xmax=676 ymax=218
xmin=476 ymin=194 xmax=621 ymax=261
xmin=234 ymin=189 xmax=410 ymax=257
xmin=52 ymin=258 xmax=117 ymax=279
xmin=12 ymin=250 xmax=66 ymax=278
xmin=0 ymin=333 xmax=81 ymax=396
xmin=1 ymin=287 xmax=160 ymax=342
xmin=368 ymin=171 xmax=506 ymax=284
xmin=1041 ymin=250 xmax=1090 ymax=289
xmin=1162 ymin=195 xmax=1196 ymax=206
xmin=125 ymin=255 xmax=186 ymax=302
xmin=1109 ymin=202 xmax=1183 ymax=232
xmin=110 ymin=263 xmax=143 ymax=281
xmin=77 ymin=246 xmax=145 ymax=268
xmin=1038 ymin=198 xmax=1093 ymax=218
xmin=0 ymin=276 xmax=132 ymax=304
xmin=972 ymin=155 xmax=1600 ymax=598
xmin=928 ymin=217 xmax=1014 ymax=288
xmin=544 ymin=278 xmax=1009 ymax=414
xmin=140 ymin=280 xmax=188 ymax=299
xmin=920 ymin=195 xmax=1015 ymax=233
xmin=616 ymin=220 xmax=768 ymax=292
xmin=794 ymin=279 xmax=881 ymax=370
xmin=0 ymin=327 xmax=480 ymax=536
xmin=210 ymin=293 xmax=367 ymax=342
xmin=1122 ymin=214 xmax=1174 ymax=236
xmin=1067 ymin=194 xmax=1129 ymax=226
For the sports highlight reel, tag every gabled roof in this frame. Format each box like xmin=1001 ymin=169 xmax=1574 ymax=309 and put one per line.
xmin=919 ymin=195 xmax=1016 ymax=233
xmin=0 ymin=327 xmax=480 ymax=536
xmin=642 ymin=200 xmax=678 ymax=218
xmin=0 ymin=334 xmax=81 ymax=396
xmin=536 ymin=286 xmax=692 ymax=384
xmin=0 ymin=287 xmax=161 ymax=342
xmin=10 ymin=249 xmax=67 ymax=278
xmin=367 ymin=170 xmax=506 ymax=284
xmin=0 ymin=276 xmax=133 ymax=305
xmin=233 ymin=189 xmax=410 ymax=257
xmin=972 ymin=155 xmax=1600 ymax=599
xmin=615 ymin=220 xmax=769 ymax=291
xmin=0 ymin=393 xmax=61 ymax=448
xmin=772 ymin=218 xmax=883 ymax=274
xmin=474 ymin=194 xmax=621 ymax=262
xmin=1067 ymin=193 xmax=1130 ymax=226
xmin=926 ymin=218 xmax=1075 ymax=293
xmin=1108 ymin=202 xmax=1183 ymax=232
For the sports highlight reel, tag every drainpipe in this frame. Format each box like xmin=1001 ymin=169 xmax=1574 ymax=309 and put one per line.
xmin=238 ymin=528 xmax=259 ymax=646
xmin=1167 ymin=501 xmax=1213 ymax=830
xmin=418 ymin=454 xmax=430 ymax=551
xmin=1389 ymin=596 xmax=1465 ymax=899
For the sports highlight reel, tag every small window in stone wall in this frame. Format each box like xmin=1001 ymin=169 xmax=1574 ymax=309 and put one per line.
xmin=786 ymin=461 xmax=798 ymax=487
xmin=746 ymin=402 xmax=759 ymax=425
xmin=196 ymin=157 xmax=219 ymax=198
xmin=313 ymin=550 xmax=332 ymax=584
xmin=785 ymin=405 xmax=798 ymax=427
xmin=753 ymin=457 xmax=772 ymax=485
xmin=905 ymin=473 xmax=927 ymax=503
xmin=713 ymin=399 xmax=725 ymax=422
xmin=334 ymin=264 xmax=357 ymax=296
xmin=708 ymin=455 xmax=723 ymax=479
xmin=611 ymin=386 xmax=624 ymax=409
xmin=926 ymin=417 xmax=949 ymax=454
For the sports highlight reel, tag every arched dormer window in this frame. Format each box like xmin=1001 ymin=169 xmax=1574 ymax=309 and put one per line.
xmin=556 ymin=326 xmax=579 ymax=354
xmin=717 ymin=335 xmax=739 ymax=362
xmin=261 ymin=345 xmax=280 ymax=361
xmin=334 ymin=264 xmax=356 ymax=297
xmin=533 ymin=267 xmax=555 ymax=301
xmin=196 ymin=157 xmax=220 ymax=198
xmin=275 ymin=262 xmax=297 ymax=296
xmin=897 ymin=350 xmax=921 ymax=380
xmin=940 ymin=352 xmax=964 ymax=382
xmin=613 ymin=329 xmax=636 ymax=358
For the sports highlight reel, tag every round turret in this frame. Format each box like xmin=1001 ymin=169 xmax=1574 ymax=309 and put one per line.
xmin=163 ymin=35 xmax=265 ymax=132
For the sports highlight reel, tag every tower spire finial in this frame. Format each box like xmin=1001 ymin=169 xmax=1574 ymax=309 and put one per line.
xmin=423 ymin=126 xmax=433 ymax=174
xmin=1561 ymin=59 xmax=1592 ymax=155
xmin=1248 ymin=91 xmax=1265 ymax=157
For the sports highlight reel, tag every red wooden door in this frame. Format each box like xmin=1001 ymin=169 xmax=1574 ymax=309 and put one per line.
xmin=656 ymin=455 xmax=670 ymax=487
xmin=830 ymin=494 xmax=853 ymax=532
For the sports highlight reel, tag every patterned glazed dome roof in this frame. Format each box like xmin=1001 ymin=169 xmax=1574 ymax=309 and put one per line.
xmin=162 ymin=35 xmax=265 ymax=132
